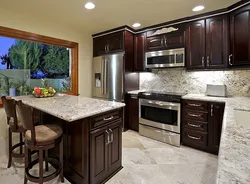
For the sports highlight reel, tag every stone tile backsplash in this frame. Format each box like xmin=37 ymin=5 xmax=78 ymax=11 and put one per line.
xmin=140 ymin=69 xmax=250 ymax=96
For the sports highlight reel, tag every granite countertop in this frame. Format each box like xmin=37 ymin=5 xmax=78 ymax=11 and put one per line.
xmin=13 ymin=94 xmax=125 ymax=122
xmin=182 ymin=94 xmax=250 ymax=184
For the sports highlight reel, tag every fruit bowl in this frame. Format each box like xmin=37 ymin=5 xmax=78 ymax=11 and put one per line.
xmin=32 ymin=87 xmax=56 ymax=98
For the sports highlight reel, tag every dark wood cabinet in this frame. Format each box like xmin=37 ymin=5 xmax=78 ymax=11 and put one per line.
xmin=90 ymin=118 xmax=122 ymax=184
xmin=90 ymin=126 xmax=109 ymax=184
xmin=230 ymin=5 xmax=250 ymax=66
xmin=93 ymin=31 xmax=124 ymax=57
xmin=186 ymin=15 xmax=228 ymax=70
xmin=125 ymin=94 xmax=139 ymax=132
xmin=146 ymin=35 xmax=164 ymax=51
xmin=206 ymin=15 xmax=228 ymax=69
xmin=146 ymin=32 xmax=185 ymax=52
xmin=182 ymin=99 xmax=225 ymax=154
xmin=186 ymin=20 xmax=206 ymax=69
xmin=208 ymin=102 xmax=225 ymax=154
xmin=107 ymin=122 xmax=122 ymax=175
xmin=134 ymin=33 xmax=146 ymax=71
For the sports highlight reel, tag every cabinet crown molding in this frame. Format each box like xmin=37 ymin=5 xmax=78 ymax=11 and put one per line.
xmin=152 ymin=27 xmax=179 ymax=35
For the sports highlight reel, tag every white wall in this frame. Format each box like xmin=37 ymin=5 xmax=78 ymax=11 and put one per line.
xmin=0 ymin=7 xmax=93 ymax=153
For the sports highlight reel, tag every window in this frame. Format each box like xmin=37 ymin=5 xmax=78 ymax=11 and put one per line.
xmin=0 ymin=26 xmax=78 ymax=106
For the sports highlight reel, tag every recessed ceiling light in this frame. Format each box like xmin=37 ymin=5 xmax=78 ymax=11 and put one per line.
xmin=132 ymin=23 xmax=141 ymax=28
xmin=192 ymin=5 xmax=204 ymax=12
xmin=85 ymin=2 xmax=95 ymax=9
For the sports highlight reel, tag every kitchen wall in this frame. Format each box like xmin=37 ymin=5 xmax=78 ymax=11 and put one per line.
xmin=140 ymin=69 xmax=250 ymax=96
xmin=0 ymin=7 xmax=93 ymax=154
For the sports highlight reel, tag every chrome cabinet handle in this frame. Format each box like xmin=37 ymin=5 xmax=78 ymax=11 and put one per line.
xmin=188 ymin=103 xmax=201 ymax=107
xmin=188 ymin=113 xmax=201 ymax=117
xmin=107 ymin=44 xmax=110 ymax=52
xmin=109 ymin=129 xmax=113 ymax=143
xmin=229 ymin=54 xmax=233 ymax=66
xmin=103 ymin=116 xmax=114 ymax=121
xmin=211 ymin=104 xmax=214 ymax=116
xmin=188 ymin=135 xmax=201 ymax=140
xmin=105 ymin=45 xmax=107 ymax=52
xmin=164 ymin=38 xmax=167 ymax=47
xmin=207 ymin=56 xmax=210 ymax=66
xmin=161 ymin=39 xmax=163 ymax=46
xmin=202 ymin=57 xmax=205 ymax=66
xmin=106 ymin=130 xmax=110 ymax=145
xmin=188 ymin=123 xmax=201 ymax=128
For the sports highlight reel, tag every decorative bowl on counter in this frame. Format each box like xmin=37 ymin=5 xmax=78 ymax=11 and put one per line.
xmin=32 ymin=87 xmax=56 ymax=98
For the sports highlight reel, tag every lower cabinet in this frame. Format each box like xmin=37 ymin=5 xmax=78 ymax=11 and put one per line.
xmin=90 ymin=120 xmax=122 ymax=184
xmin=125 ymin=94 xmax=139 ymax=132
xmin=182 ymin=100 xmax=225 ymax=154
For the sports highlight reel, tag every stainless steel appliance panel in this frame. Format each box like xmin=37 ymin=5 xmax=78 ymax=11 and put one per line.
xmin=139 ymin=99 xmax=181 ymax=133
xmin=139 ymin=124 xmax=180 ymax=147
xmin=145 ymin=48 xmax=185 ymax=68
xmin=92 ymin=56 xmax=109 ymax=99
xmin=107 ymin=53 xmax=124 ymax=102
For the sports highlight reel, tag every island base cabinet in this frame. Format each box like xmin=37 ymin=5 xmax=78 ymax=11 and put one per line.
xmin=90 ymin=120 xmax=122 ymax=184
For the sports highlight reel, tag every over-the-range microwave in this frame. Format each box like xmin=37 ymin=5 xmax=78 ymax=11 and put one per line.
xmin=145 ymin=48 xmax=185 ymax=69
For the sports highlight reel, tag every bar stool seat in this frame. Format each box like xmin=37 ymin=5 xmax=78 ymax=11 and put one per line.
xmin=16 ymin=100 xmax=64 ymax=184
xmin=1 ymin=96 xmax=25 ymax=168
xmin=25 ymin=124 xmax=63 ymax=145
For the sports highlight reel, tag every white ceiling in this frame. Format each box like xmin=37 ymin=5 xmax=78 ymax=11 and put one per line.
xmin=1 ymin=0 xmax=239 ymax=34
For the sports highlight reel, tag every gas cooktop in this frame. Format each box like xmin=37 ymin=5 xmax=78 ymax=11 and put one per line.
xmin=138 ymin=91 xmax=186 ymax=102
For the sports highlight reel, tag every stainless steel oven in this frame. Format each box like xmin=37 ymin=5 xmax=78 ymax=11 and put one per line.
xmin=145 ymin=48 xmax=185 ymax=69
xmin=139 ymin=98 xmax=181 ymax=146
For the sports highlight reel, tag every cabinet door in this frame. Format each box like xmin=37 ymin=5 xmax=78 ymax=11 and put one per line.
xmin=107 ymin=32 xmax=124 ymax=53
xmin=230 ymin=5 xmax=250 ymax=66
xmin=206 ymin=15 xmax=228 ymax=69
xmin=90 ymin=126 xmax=109 ymax=184
xmin=186 ymin=20 xmax=206 ymax=69
xmin=127 ymin=94 xmax=139 ymax=131
xmin=93 ymin=37 xmax=107 ymax=57
xmin=146 ymin=35 xmax=164 ymax=51
xmin=165 ymin=32 xmax=184 ymax=48
xmin=134 ymin=33 xmax=146 ymax=71
xmin=108 ymin=121 xmax=122 ymax=175
xmin=208 ymin=102 xmax=225 ymax=154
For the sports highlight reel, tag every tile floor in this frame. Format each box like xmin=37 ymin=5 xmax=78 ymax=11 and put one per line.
xmin=0 ymin=130 xmax=218 ymax=184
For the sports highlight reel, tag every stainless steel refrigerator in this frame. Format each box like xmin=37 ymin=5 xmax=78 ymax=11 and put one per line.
xmin=92 ymin=53 xmax=124 ymax=102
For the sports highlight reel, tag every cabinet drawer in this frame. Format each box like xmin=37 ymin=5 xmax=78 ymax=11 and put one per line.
xmin=91 ymin=110 xmax=121 ymax=130
xmin=182 ymin=128 xmax=208 ymax=148
xmin=183 ymin=110 xmax=208 ymax=122
xmin=183 ymin=100 xmax=208 ymax=111
xmin=183 ymin=119 xmax=208 ymax=132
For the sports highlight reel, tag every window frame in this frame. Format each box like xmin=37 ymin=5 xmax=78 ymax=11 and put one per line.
xmin=0 ymin=26 xmax=79 ymax=107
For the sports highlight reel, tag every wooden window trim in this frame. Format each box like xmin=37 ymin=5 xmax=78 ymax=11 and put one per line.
xmin=0 ymin=26 xmax=79 ymax=107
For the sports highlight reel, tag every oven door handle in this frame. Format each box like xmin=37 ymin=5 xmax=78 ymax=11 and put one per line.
xmin=141 ymin=101 xmax=180 ymax=109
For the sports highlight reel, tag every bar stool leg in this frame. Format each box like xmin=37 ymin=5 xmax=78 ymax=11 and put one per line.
xmin=20 ymin=133 xmax=23 ymax=154
xmin=39 ymin=148 xmax=44 ymax=184
xmin=24 ymin=145 xmax=28 ymax=184
xmin=60 ymin=138 xmax=64 ymax=183
xmin=7 ymin=128 xmax=12 ymax=168
xmin=45 ymin=150 xmax=49 ymax=172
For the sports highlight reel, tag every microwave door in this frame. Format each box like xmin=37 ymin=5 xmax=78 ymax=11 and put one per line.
xmin=92 ymin=56 xmax=109 ymax=99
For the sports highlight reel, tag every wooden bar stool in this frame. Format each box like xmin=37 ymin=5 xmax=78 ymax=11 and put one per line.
xmin=16 ymin=100 xmax=64 ymax=184
xmin=1 ymin=96 xmax=25 ymax=168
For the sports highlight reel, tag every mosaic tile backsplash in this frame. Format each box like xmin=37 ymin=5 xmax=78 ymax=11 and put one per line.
xmin=140 ymin=69 xmax=250 ymax=96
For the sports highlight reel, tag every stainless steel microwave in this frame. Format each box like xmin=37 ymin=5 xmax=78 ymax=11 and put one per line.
xmin=145 ymin=48 xmax=185 ymax=68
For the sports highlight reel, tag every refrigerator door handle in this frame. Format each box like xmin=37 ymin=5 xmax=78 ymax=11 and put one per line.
xmin=101 ymin=58 xmax=105 ymax=95
xmin=103 ymin=58 xmax=108 ymax=95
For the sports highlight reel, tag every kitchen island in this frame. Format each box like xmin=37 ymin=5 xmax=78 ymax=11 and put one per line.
xmin=13 ymin=94 xmax=125 ymax=184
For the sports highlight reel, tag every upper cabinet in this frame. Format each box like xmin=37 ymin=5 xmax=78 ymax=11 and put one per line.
xmin=145 ymin=25 xmax=185 ymax=52
xmin=93 ymin=31 xmax=124 ymax=57
xmin=186 ymin=20 xmax=206 ymax=69
xmin=230 ymin=4 xmax=250 ymax=67
xmin=134 ymin=33 xmax=146 ymax=71
xmin=186 ymin=15 xmax=228 ymax=70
